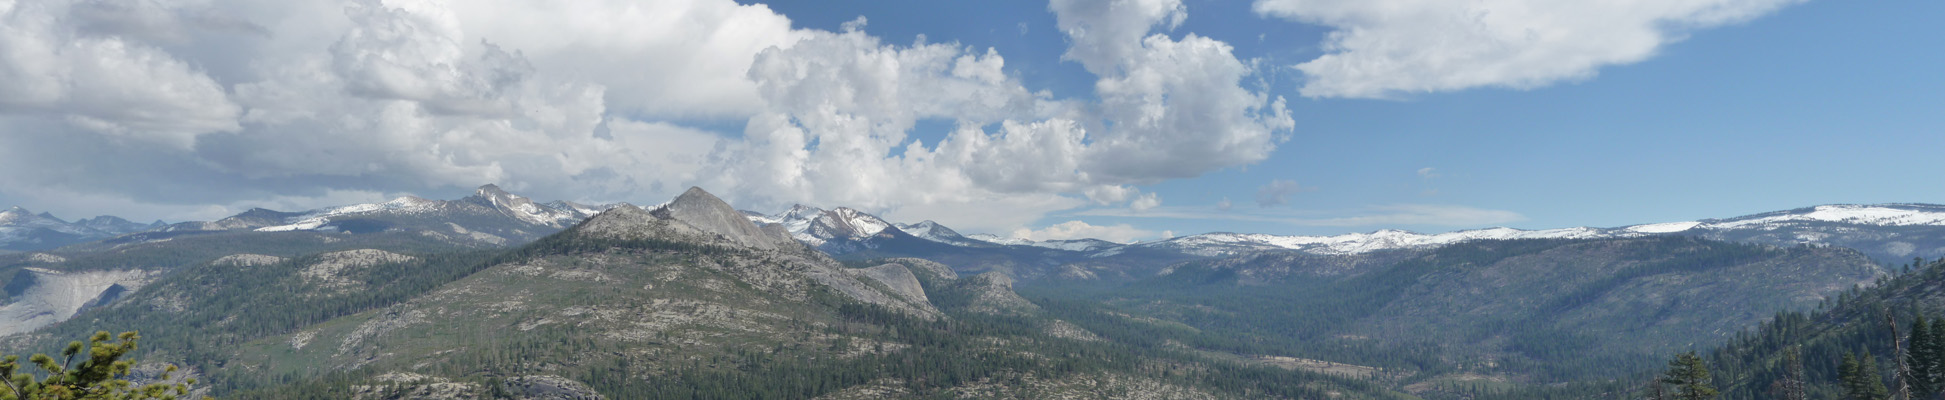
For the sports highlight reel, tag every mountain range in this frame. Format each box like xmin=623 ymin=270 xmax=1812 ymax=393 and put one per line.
xmin=749 ymin=202 xmax=1945 ymax=283
xmin=11 ymin=183 xmax=1944 ymax=267
xmin=4 ymin=187 xmax=1391 ymax=399
xmin=0 ymin=185 xmax=628 ymax=254
xmin=0 ymin=206 xmax=164 ymax=251
xmin=7 ymin=185 xmax=1945 ymax=397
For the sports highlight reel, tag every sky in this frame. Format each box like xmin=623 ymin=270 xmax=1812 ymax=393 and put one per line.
xmin=0 ymin=0 xmax=1940 ymax=243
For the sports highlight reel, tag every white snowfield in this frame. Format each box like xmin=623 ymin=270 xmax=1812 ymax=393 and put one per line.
xmin=1698 ymin=204 xmax=1945 ymax=230
xmin=1626 ymin=222 xmax=1703 ymax=234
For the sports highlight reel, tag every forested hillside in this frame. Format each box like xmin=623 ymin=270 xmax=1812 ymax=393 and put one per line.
xmin=1688 ymin=257 xmax=1945 ymax=400
xmin=1024 ymin=237 xmax=1885 ymax=392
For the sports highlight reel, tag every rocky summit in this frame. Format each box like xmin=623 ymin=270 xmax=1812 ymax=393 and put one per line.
xmin=651 ymin=187 xmax=796 ymax=251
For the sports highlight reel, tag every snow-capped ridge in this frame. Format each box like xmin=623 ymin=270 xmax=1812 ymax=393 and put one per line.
xmin=749 ymin=205 xmax=902 ymax=250
xmin=966 ymin=233 xmax=1031 ymax=246
xmin=1697 ymin=204 xmax=1945 ymax=230
xmin=894 ymin=220 xmax=991 ymax=247
xmin=828 ymin=207 xmax=892 ymax=237
xmin=1116 ymin=203 xmax=1945 ymax=257
xmin=467 ymin=184 xmax=582 ymax=227
xmin=256 ymin=195 xmax=447 ymax=232
xmin=247 ymin=184 xmax=624 ymax=235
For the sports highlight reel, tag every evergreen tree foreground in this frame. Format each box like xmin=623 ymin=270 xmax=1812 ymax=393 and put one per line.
xmin=1661 ymin=351 xmax=1719 ymax=400
xmin=0 ymin=331 xmax=206 ymax=400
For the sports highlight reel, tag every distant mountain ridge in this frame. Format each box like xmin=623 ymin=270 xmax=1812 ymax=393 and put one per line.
xmin=0 ymin=206 xmax=164 ymax=251
xmin=124 ymin=184 xmax=630 ymax=248
xmin=14 ymin=187 xmax=1945 ymax=264
xmin=746 ymin=202 xmax=1945 ymax=265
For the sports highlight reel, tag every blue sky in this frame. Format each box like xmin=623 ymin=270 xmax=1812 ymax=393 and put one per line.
xmin=756 ymin=0 xmax=1945 ymax=237
xmin=0 ymin=0 xmax=1939 ymax=242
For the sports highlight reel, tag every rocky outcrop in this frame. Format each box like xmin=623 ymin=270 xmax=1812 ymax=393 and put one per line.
xmin=0 ymin=268 xmax=153 ymax=336
xmin=574 ymin=205 xmax=712 ymax=243
xmin=1044 ymin=319 xmax=1104 ymax=342
xmin=651 ymin=187 xmax=792 ymax=251
xmin=504 ymin=375 xmax=606 ymax=400
xmin=212 ymin=253 xmax=285 ymax=267
xmin=302 ymin=250 xmax=417 ymax=291
xmin=958 ymin=272 xmax=1039 ymax=316
xmin=848 ymin=264 xmax=931 ymax=307
xmin=808 ymin=264 xmax=941 ymax=319
xmin=881 ymin=258 xmax=957 ymax=281
xmin=351 ymin=373 xmax=606 ymax=400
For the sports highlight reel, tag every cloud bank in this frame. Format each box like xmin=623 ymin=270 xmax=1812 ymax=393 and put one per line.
xmin=0 ymin=0 xmax=1291 ymax=235
xmin=0 ymin=0 xmax=1803 ymax=236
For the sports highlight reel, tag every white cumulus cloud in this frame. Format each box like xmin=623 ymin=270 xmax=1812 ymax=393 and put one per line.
xmin=0 ymin=0 xmax=242 ymax=148
xmin=1054 ymin=0 xmax=1295 ymax=183
xmin=1255 ymin=0 xmax=1808 ymax=98
xmin=1129 ymin=192 xmax=1161 ymax=211
xmin=0 ymin=0 xmax=1297 ymax=237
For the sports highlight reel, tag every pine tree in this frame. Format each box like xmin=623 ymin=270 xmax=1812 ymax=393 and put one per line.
xmin=1913 ymin=317 xmax=1937 ymax=396
xmin=1913 ymin=316 xmax=1929 ymax=396
xmin=0 ymin=330 xmax=203 ymax=400
xmin=1646 ymin=376 xmax=1671 ymax=400
xmin=1770 ymin=346 xmax=1807 ymax=400
xmin=1662 ymin=351 xmax=1719 ymax=400
xmin=1931 ymin=317 xmax=1945 ymax=392
xmin=1862 ymin=350 xmax=1893 ymax=400
xmin=1845 ymin=352 xmax=1867 ymax=400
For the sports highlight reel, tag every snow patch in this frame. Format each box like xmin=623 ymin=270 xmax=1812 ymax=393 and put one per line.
xmin=1628 ymin=221 xmax=1701 ymax=233
xmin=967 ymin=233 xmax=1032 ymax=246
